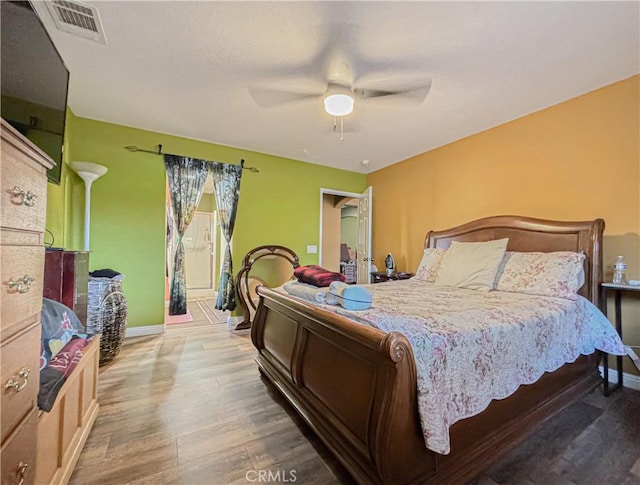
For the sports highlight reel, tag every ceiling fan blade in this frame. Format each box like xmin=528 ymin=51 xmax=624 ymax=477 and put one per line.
xmin=248 ymin=80 xmax=326 ymax=108
xmin=353 ymin=77 xmax=432 ymax=103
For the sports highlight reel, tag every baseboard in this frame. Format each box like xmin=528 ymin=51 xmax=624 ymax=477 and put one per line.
xmin=598 ymin=365 xmax=640 ymax=391
xmin=187 ymin=288 xmax=216 ymax=299
xmin=125 ymin=325 xmax=164 ymax=338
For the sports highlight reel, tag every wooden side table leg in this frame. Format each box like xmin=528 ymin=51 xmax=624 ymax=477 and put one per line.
xmin=603 ymin=351 xmax=611 ymax=396
xmin=602 ymin=286 xmax=611 ymax=395
xmin=615 ymin=289 xmax=623 ymax=389
xmin=601 ymin=286 xmax=623 ymax=396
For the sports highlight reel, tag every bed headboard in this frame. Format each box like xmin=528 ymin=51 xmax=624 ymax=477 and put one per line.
xmin=425 ymin=215 xmax=605 ymax=307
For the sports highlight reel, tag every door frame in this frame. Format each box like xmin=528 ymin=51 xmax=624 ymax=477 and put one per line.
xmin=318 ymin=188 xmax=367 ymax=268
xmin=356 ymin=186 xmax=373 ymax=284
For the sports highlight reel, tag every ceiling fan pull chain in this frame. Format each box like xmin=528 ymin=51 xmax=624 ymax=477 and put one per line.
xmin=330 ymin=116 xmax=345 ymax=142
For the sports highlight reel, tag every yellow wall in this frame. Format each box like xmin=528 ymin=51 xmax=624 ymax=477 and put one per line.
xmin=368 ymin=75 xmax=640 ymax=374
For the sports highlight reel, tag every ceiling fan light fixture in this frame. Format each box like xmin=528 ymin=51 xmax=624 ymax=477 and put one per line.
xmin=324 ymin=93 xmax=354 ymax=116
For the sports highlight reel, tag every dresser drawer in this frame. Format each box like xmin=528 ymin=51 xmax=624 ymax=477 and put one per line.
xmin=1 ymin=246 xmax=44 ymax=340
xmin=0 ymin=142 xmax=48 ymax=233
xmin=1 ymin=324 xmax=40 ymax=444
xmin=1 ymin=408 xmax=37 ymax=485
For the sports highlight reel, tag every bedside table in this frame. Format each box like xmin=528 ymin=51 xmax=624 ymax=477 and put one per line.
xmin=600 ymin=282 xmax=640 ymax=395
xmin=370 ymin=271 xmax=414 ymax=284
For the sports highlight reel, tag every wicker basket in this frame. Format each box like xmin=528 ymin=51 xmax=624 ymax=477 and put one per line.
xmin=87 ymin=276 xmax=128 ymax=366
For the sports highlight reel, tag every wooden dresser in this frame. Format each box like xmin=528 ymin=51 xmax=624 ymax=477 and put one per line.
xmin=1 ymin=119 xmax=54 ymax=485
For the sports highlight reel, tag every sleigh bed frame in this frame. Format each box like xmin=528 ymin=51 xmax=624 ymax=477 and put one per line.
xmin=250 ymin=215 xmax=605 ymax=485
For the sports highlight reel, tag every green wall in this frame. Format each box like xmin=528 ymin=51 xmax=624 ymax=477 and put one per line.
xmin=56 ymin=116 xmax=366 ymax=327
xmin=45 ymin=109 xmax=84 ymax=250
xmin=2 ymin=94 xmax=66 ymax=184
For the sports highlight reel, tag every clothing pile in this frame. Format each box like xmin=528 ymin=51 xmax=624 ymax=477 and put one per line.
xmin=286 ymin=265 xmax=372 ymax=310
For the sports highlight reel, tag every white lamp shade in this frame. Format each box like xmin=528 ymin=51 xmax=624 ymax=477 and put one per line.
xmin=69 ymin=161 xmax=108 ymax=184
xmin=324 ymin=93 xmax=354 ymax=116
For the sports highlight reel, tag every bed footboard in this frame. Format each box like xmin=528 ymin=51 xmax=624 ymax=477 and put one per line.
xmin=251 ymin=287 xmax=435 ymax=485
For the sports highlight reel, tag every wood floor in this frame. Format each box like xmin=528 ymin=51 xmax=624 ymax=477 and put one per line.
xmin=69 ymin=302 xmax=640 ymax=485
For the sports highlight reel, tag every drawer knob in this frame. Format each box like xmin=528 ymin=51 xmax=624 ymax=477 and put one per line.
xmin=17 ymin=461 xmax=29 ymax=485
xmin=10 ymin=186 xmax=38 ymax=207
xmin=4 ymin=368 xmax=31 ymax=393
xmin=7 ymin=275 xmax=35 ymax=293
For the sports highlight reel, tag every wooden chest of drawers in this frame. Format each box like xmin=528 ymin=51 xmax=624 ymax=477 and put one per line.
xmin=1 ymin=119 xmax=54 ymax=485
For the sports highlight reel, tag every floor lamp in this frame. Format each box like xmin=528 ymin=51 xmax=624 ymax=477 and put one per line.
xmin=69 ymin=161 xmax=108 ymax=252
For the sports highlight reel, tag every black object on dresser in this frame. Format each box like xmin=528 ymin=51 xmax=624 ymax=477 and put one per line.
xmin=370 ymin=271 xmax=414 ymax=283
xmin=43 ymin=250 xmax=89 ymax=326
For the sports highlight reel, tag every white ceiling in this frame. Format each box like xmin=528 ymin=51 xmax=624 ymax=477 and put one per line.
xmin=33 ymin=1 xmax=639 ymax=174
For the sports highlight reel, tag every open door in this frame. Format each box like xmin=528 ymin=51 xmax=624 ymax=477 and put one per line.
xmin=183 ymin=212 xmax=216 ymax=299
xmin=357 ymin=186 xmax=372 ymax=284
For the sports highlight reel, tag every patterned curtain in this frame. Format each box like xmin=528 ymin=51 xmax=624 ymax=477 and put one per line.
xmin=211 ymin=162 xmax=243 ymax=311
xmin=164 ymin=155 xmax=209 ymax=315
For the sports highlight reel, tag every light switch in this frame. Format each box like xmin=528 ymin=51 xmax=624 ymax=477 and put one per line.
xmin=307 ymin=245 xmax=318 ymax=254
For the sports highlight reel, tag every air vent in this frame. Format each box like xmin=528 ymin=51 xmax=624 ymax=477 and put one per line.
xmin=46 ymin=0 xmax=106 ymax=44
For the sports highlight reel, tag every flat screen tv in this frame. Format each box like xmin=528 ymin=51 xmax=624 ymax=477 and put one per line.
xmin=1 ymin=1 xmax=69 ymax=185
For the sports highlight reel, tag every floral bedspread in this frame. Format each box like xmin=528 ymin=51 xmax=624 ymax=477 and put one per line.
xmin=284 ymin=280 xmax=625 ymax=455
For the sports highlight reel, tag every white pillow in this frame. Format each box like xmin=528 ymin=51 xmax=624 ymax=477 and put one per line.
xmin=414 ymin=248 xmax=446 ymax=282
xmin=495 ymin=251 xmax=586 ymax=300
xmin=435 ymin=239 xmax=509 ymax=292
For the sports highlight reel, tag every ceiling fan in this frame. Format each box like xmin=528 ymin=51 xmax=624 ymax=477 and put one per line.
xmin=248 ymin=58 xmax=432 ymax=140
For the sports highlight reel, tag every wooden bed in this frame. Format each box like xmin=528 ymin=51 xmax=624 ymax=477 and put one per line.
xmin=250 ymin=215 xmax=605 ymax=485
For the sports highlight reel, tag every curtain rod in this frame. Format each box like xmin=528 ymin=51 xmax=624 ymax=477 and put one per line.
xmin=124 ymin=144 xmax=259 ymax=173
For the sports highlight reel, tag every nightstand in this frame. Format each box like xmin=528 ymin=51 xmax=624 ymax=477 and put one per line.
xmin=600 ymin=282 xmax=640 ymax=395
xmin=370 ymin=271 xmax=414 ymax=284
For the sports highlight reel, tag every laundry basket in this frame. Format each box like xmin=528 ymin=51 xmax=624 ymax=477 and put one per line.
xmin=87 ymin=275 xmax=128 ymax=366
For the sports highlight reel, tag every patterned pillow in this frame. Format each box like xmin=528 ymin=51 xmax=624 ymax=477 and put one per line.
xmin=495 ymin=251 xmax=586 ymax=299
xmin=40 ymin=298 xmax=86 ymax=370
xmin=414 ymin=248 xmax=446 ymax=282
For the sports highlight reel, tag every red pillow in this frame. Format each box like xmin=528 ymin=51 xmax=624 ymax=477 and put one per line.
xmin=294 ymin=265 xmax=346 ymax=287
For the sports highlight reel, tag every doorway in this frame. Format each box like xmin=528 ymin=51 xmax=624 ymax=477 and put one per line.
xmin=165 ymin=177 xmax=221 ymax=328
xmin=319 ymin=187 xmax=372 ymax=284
xmin=184 ymin=211 xmax=217 ymax=299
